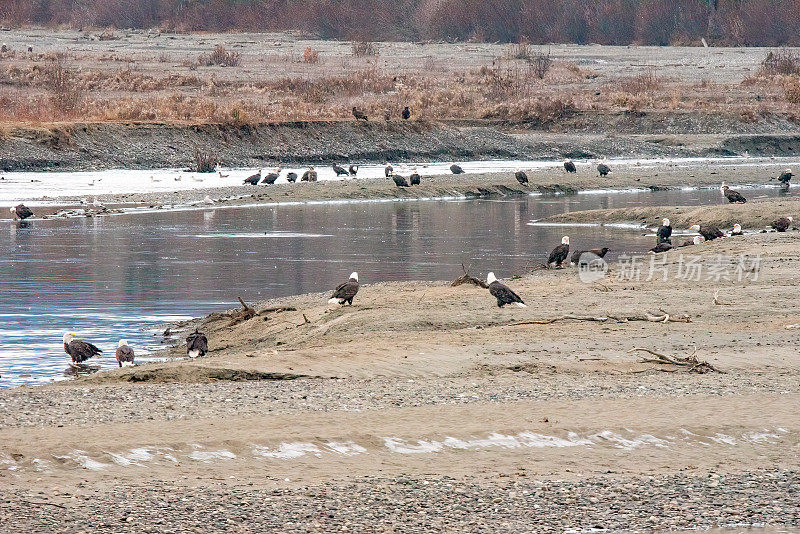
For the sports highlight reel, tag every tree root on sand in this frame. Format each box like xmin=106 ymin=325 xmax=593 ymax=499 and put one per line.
xmin=627 ymin=346 xmax=723 ymax=374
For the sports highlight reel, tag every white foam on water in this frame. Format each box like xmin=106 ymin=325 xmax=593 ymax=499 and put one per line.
xmin=591 ymin=431 xmax=670 ymax=450
xmin=709 ymin=433 xmax=738 ymax=446
xmin=252 ymin=442 xmax=323 ymax=460
xmin=65 ymin=450 xmax=109 ymax=471
xmin=742 ymin=431 xmax=782 ymax=444
xmin=518 ymin=431 xmax=595 ymax=448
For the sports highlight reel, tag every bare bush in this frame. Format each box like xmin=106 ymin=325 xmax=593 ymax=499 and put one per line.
xmin=508 ymin=42 xmax=531 ymax=60
xmin=192 ymin=148 xmax=219 ymax=172
xmin=351 ymin=41 xmax=378 ymax=57
xmin=303 ymin=46 xmax=319 ymax=64
xmin=45 ymin=55 xmax=82 ymax=113
xmin=785 ymin=77 xmax=800 ymax=104
xmin=528 ymin=50 xmax=552 ymax=79
xmin=198 ymin=45 xmax=241 ymax=67
xmin=760 ymin=50 xmax=800 ymax=77
xmin=618 ymin=69 xmax=663 ymax=94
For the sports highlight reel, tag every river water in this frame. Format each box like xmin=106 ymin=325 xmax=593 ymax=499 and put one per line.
xmin=0 ymin=185 xmax=796 ymax=387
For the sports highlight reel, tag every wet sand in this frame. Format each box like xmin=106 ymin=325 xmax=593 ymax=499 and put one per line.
xmin=2 ymin=205 xmax=800 ymax=531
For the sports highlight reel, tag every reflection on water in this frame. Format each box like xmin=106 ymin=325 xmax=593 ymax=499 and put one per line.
xmin=0 ymin=186 xmax=796 ymax=387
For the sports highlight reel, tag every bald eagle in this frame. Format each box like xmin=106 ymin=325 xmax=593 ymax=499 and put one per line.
xmin=731 ymin=224 xmax=743 ymax=236
xmin=115 ymin=340 xmax=135 ymax=367
xmin=329 ymin=272 xmax=359 ymax=305
xmin=10 ymin=204 xmax=33 ymax=220
xmin=260 ymin=168 xmax=281 ymax=184
xmin=515 ymin=169 xmax=528 ymax=185
xmin=392 ymin=173 xmax=410 ymax=187
xmin=570 ymin=247 xmax=609 ymax=265
xmin=650 ymin=242 xmax=673 ymax=253
xmin=721 ymin=184 xmax=746 ymax=203
xmin=564 ymin=159 xmax=577 ymax=173
xmin=597 ymin=162 xmax=611 ymax=177
xmin=410 ymin=168 xmax=421 ymax=185
xmin=548 ymin=236 xmax=570 ymax=268
xmin=690 ymin=224 xmax=725 ymax=241
xmin=352 ymin=107 xmax=368 ymax=121
xmin=450 ymin=164 xmax=464 ymax=175
xmin=301 ymin=167 xmax=318 ymax=182
xmin=771 ymin=216 xmax=793 ymax=232
xmin=385 ymin=164 xmax=393 ymax=178
xmin=778 ymin=169 xmax=792 ymax=189
xmin=286 ymin=172 xmax=298 ymax=183
xmin=63 ymin=333 xmax=102 ymax=366
xmin=349 ymin=165 xmax=359 ymax=176
xmin=332 ymin=164 xmax=349 ymax=177
xmin=487 ymin=272 xmax=526 ymax=308
xmin=657 ymin=218 xmax=672 ymax=244
xmin=186 ymin=329 xmax=208 ymax=358
xmin=243 ymin=170 xmax=262 ymax=185
xmin=402 ymin=106 xmax=411 ymax=120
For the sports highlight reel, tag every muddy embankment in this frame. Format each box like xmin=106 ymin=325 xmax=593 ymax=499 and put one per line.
xmin=2 ymin=111 xmax=800 ymax=172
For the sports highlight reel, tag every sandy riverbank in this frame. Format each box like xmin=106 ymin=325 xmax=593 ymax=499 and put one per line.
xmin=2 ymin=208 xmax=800 ymax=531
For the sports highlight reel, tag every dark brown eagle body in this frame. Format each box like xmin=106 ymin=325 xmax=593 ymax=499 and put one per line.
xmin=352 ymin=107 xmax=368 ymax=121
xmin=115 ymin=344 xmax=135 ymax=367
xmin=564 ymin=160 xmax=577 ymax=173
xmin=697 ymin=226 xmax=725 ymax=240
xmin=301 ymin=168 xmax=318 ymax=182
xmin=402 ymin=106 xmax=411 ymax=120
xmin=243 ymin=171 xmax=261 ymax=185
xmin=722 ymin=186 xmax=747 ymax=203
xmin=332 ymin=164 xmax=349 ymax=177
xmin=778 ymin=170 xmax=792 ymax=188
xmin=772 ymin=217 xmax=793 ymax=232
xmin=657 ymin=224 xmax=672 ymax=244
xmin=570 ymin=247 xmax=609 ymax=265
xmin=329 ymin=276 xmax=359 ymax=305
xmin=260 ymin=170 xmax=280 ymax=184
xmin=548 ymin=244 xmax=569 ymax=268
xmin=410 ymin=171 xmax=421 ymax=185
xmin=286 ymin=172 xmax=298 ymax=183
xmin=515 ymin=170 xmax=528 ymax=185
xmin=385 ymin=164 xmax=393 ymax=178
xmin=488 ymin=280 xmax=525 ymax=308
xmin=65 ymin=340 xmax=103 ymax=364
xmin=349 ymin=165 xmax=359 ymax=176
xmin=13 ymin=204 xmax=34 ymax=220
xmin=650 ymin=242 xmax=673 ymax=253
xmin=450 ymin=164 xmax=464 ymax=175
xmin=392 ymin=174 xmax=410 ymax=187
xmin=186 ymin=329 xmax=208 ymax=358
xmin=597 ymin=163 xmax=611 ymax=176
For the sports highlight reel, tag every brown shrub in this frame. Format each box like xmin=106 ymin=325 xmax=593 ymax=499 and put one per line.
xmin=302 ymin=46 xmax=319 ymax=64
xmin=784 ymin=77 xmax=800 ymax=104
xmin=351 ymin=41 xmax=378 ymax=57
xmin=44 ymin=55 xmax=82 ymax=113
xmin=760 ymin=50 xmax=800 ymax=77
xmin=198 ymin=45 xmax=241 ymax=67
xmin=528 ymin=50 xmax=552 ymax=79
xmin=192 ymin=148 xmax=218 ymax=172
xmin=618 ymin=69 xmax=663 ymax=94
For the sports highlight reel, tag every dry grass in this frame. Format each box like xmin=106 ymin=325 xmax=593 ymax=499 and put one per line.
xmin=351 ymin=41 xmax=378 ymax=57
xmin=303 ymin=47 xmax=319 ymax=64
xmin=198 ymin=45 xmax=241 ymax=67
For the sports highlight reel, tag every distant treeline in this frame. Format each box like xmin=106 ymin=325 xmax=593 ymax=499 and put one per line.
xmin=3 ymin=0 xmax=800 ymax=46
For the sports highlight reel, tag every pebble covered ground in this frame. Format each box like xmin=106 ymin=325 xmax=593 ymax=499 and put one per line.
xmin=2 ymin=470 xmax=798 ymax=532
xmin=2 ymin=371 xmax=798 ymax=429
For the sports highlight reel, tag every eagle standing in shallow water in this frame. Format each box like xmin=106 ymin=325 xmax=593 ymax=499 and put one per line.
xmin=777 ymin=169 xmax=793 ymax=189
xmin=547 ymin=236 xmax=570 ymax=268
xmin=186 ymin=329 xmax=208 ymax=358
xmin=564 ymin=159 xmax=577 ymax=173
xmin=721 ymin=184 xmax=747 ymax=203
xmin=63 ymin=333 xmax=102 ymax=367
xmin=115 ymin=340 xmax=135 ymax=367
xmin=487 ymin=272 xmax=526 ymax=308
xmin=329 ymin=272 xmax=359 ymax=305
xmin=11 ymin=204 xmax=34 ymax=220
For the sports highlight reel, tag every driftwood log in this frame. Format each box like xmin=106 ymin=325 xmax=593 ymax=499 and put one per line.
xmin=451 ymin=264 xmax=489 ymax=289
xmin=509 ymin=311 xmax=691 ymax=326
xmin=627 ymin=346 xmax=723 ymax=374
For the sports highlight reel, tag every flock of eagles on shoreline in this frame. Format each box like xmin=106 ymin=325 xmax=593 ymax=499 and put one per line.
xmin=8 ymin=159 xmax=796 ymax=371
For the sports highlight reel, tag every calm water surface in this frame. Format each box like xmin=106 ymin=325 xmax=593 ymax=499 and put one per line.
xmin=1 ymin=186 xmax=795 ymax=387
